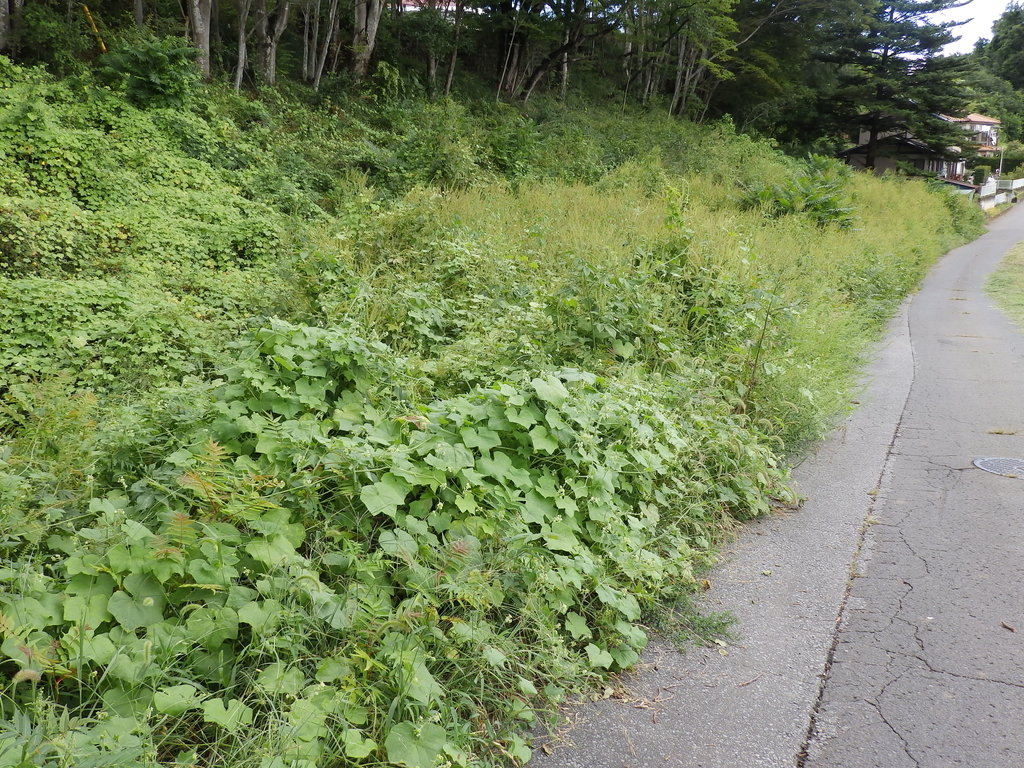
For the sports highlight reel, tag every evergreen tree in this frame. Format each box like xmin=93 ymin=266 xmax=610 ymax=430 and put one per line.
xmin=980 ymin=2 xmax=1024 ymax=91
xmin=821 ymin=0 xmax=971 ymax=170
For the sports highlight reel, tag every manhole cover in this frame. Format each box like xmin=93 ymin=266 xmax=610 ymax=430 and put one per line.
xmin=973 ymin=457 xmax=1024 ymax=478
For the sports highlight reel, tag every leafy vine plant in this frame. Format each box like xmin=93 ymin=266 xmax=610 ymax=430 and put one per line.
xmin=0 ymin=320 xmax=786 ymax=767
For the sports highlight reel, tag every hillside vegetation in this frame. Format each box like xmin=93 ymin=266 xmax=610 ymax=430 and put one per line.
xmin=0 ymin=57 xmax=984 ymax=768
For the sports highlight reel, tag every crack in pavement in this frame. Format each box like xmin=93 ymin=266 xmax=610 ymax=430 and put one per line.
xmin=796 ymin=321 xmax=917 ymax=767
xmin=873 ymin=671 xmax=923 ymax=768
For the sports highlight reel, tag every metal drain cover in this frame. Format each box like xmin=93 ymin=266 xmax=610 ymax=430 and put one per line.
xmin=973 ymin=457 xmax=1024 ymax=478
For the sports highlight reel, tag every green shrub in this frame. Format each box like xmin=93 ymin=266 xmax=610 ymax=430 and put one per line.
xmin=739 ymin=155 xmax=855 ymax=228
xmin=99 ymin=36 xmax=202 ymax=109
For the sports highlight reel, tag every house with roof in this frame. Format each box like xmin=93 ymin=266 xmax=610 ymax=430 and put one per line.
xmin=942 ymin=113 xmax=1001 ymax=159
xmin=840 ymin=112 xmax=1002 ymax=179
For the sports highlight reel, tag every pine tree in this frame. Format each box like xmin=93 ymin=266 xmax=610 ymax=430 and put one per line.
xmin=823 ymin=0 xmax=972 ymax=170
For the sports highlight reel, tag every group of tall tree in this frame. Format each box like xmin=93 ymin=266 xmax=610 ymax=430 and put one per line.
xmin=3 ymin=0 xmax=1024 ymax=157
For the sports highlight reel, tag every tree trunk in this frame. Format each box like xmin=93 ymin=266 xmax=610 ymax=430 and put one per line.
xmin=679 ymin=45 xmax=704 ymax=117
xmin=312 ymin=0 xmax=338 ymax=90
xmin=134 ymin=0 xmax=145 ymax=29
xmin=301 ymin=0 xmax=317 ymax=81
xmin=0 ymin=0 xmax=10 ymax=52
xmin=519 ymin=25 xmax=597 ymax=102
xmin=188 ymin=0 xmax=213 ymax=79
xmin=443 ymin=0 xmax=463 ymax=96
xmin=668 ymin=36 xmax=685 ymax=115
xmin=427 ymin=53 xmax=438 ymax=98
xmin=352 ymin=0 xmax=383 ymax=83
xmin=254 ymin=0 xmax=290 ymax=85
xmin=234 ymin=0 xmax=252 ymax=90
xmin=559 ymin=30 xmax=569 ymax=101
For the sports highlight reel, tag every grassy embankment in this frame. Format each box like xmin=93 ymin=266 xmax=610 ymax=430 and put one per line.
xmin=987 ymin=241 xmax=1024 ymax=326
xmin=0 ymin=57 xmax=984 ymax=768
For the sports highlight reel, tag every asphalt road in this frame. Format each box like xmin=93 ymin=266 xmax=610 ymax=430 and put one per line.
xmin=529 ymin=204 xmax=1024 ymax=768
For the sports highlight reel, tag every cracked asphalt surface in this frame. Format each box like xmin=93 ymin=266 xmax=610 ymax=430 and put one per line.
xmin=529 ymin=206 xmax=1024 ymax=768
xmin=802 ymin=205 xmax=1024 ymax=767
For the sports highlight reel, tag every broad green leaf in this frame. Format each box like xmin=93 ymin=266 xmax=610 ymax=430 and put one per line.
xmin=385 ymin=721 xmax=447 ymax=768
xmin=522 ymin=491 xmax=555 ymax=525
xmin=423 ymin=442 xmax=475 ymax=473
xmin=541 ymin=525 xmax=580 ymax=554
xmin=257 ymin=662 xmax=306 ymax=696
xmin=476 ymin=450 xmax=513 ymax=482
xmin=202 ymin=698 xmax=254 ymax=732
xmin=594 ymin=584 xmax=641 ymax=620
xmin=148 ymin=553 xmax=186 ymax=583
xmin=186 ymin=606 xmax=239 ymax=650
xmin=535 ymin=472 xmax=560 ymax=498
xmin=531 ymin=376 xmax=569 ymax=406
xmin=63 ymin=593 xmax=112 ymax=630
xmin=459 ymin=426 xmax=501 ymax=453
xmin=505 ymin=405 xmax=540 ymax=428
xmin=120 ymin=519 xmax=154 ymax=542
xmin=64 ymin=572 xmax=116 ymax=597
xmin=310 ymin=589 xmax=357 ymax=630
xmin=107 ymin=575 xmax=165 ymax=632
xmin=564 ymin=612 xmax=591 ymax=641
xmin=106 ymin=647 xmax=149 ymax=685
xmin=378 ymin=529 xmax=419 ymax=562
xmin=481 ymin=646 xmax=507 ymax=668
xmin=315 ymin=656 xmax=351 ymax=683
xmin=106 ymin=544 xmax=147 ymax=575
xmin=187 ymin=558 xmax=237 ymax=587
xmin=360 ymin=474 xmax=411 ymax=518
xmin=529 ymin=425 xmax=558 ymax=453
xmin=245 ymin=535 xmax=298 ymax=566
xmin=614 ymin=620 xmax=648 ymax=649
xmin=476 ymin=452 xmax=533 ymax=488
xmin=101 ymin=684 xmax=153 ymax=718
xmin=454 ymin=493 xmax=477 ymax=514
xmin=390 ymin=462 xmax=447 ymax=489
xmin=344 ymin=728 xmax=378 ymax=759
xmin=80 ymin=629 xmax=117 ymax=664
xmin=0 ymin=594 xmax=62 ymax=632
xmin=246 ymin=508 xmax=305 ymax=547
xmin=585 ymin=643 xmax=615 ymax=669
xmin=287 ymin=698 xmax=329 ymax=741
xmin=404 ymin=661 xmax=442 ymax=704
xmin=610 ymin=647 xmax=640 ymax=669
xmin=238 ymin=598 xmax=283 ymax=634
xmin=506 ymin=735 xmax=532 ymax=764
xmin=155 ymin=684 xmax=203 ymax=716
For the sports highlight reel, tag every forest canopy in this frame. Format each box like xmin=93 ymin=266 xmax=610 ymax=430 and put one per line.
xmin=4 ymin=0 xmax=1024 ymax=151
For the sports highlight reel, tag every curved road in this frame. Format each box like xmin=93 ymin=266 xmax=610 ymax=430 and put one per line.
xmin=530 ymin=204 xmax=1024 ymax=768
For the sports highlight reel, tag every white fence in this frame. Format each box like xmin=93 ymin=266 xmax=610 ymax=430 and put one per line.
xmin=979 ymin=177 xmax=1024 ymax=210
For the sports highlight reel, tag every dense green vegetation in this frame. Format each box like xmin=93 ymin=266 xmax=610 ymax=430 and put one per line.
xmin=0 ymin=47 xmax=985 ymax=767
xmin=0 ymin=0 xmax=992 ymax=150
xmin=987 ymin=241 xmax=1024 ymax=328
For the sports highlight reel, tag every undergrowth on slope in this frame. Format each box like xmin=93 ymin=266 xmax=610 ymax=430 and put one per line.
xmin=0 ymin=57 xmax=985 ymax=768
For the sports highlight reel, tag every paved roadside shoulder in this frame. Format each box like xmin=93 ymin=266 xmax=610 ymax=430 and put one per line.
xmin=802 ymin=205 xmax=1024 ymax=767
xmin=528 ymin=246 xmax=919 ymax=766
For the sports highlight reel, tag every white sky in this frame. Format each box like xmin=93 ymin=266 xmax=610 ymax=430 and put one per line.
xmin=936 ymin=0 xmax=1014 ymax=54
